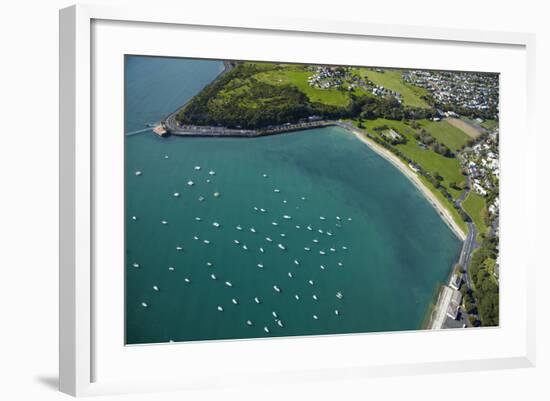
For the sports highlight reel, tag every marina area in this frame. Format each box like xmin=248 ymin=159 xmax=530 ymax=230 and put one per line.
xmin=125 ymin=55 xmax=463 ymax=344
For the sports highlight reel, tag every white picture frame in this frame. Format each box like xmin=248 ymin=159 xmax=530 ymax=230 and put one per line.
xmin=59 ymin=3 xmax=536 ymax=397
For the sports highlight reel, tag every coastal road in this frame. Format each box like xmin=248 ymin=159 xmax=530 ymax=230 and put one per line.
xmin=458 ymin=222 xmax=477 ymax=289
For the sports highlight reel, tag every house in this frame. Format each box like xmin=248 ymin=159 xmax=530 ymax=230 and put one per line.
xmin=449 ymin=273 xmax=462 ymax=291
xmin=446 ymin=289 xmax=463 ymax=320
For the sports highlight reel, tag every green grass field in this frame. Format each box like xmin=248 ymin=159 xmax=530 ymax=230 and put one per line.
xmin=358 ymin=68 xmax=430 ymax=108
xmin=462 ymin=192 xmax=488 ymax=235
xmin=481 ymin=119 xmax=499 ymax=131
xmin=253 ymin=64 xmax=351 ymax=107
xmin=419 ymin=120 xmax=471 ymax=151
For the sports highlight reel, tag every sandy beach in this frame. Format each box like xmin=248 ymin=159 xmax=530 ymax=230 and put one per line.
xmin=343 ymin=124 xmax=467 ymax=241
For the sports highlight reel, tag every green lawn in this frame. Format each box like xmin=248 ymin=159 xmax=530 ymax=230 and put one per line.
xmin=253 ymin=64 xmax=351 ymax=107
xmin=462 ymin=192 xmax=488 ymax=235
xmin=358 ymin=68 xmax=430 ymax=108
xmin=481 ymin=119 xmax=499 ymax=131
xmin=419 ymin=120 xmax=471 ymax=151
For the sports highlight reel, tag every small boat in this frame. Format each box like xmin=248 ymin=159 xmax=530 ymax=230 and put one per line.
xmin=210 ymin=274 xmax=217 ymax=280
xmin=342 ymin=246 xmax=348 ymax=250
xmin=232 ymin=298 xmax=238 ymax=305
xmin=307 ymin=225 xmax=312 ymax=231
xmin=272 ymin=222 xmax=279 ymax=226
xmin=274 ymin=189 xmax=280 ymax=193
xmin=330 ymin=248 xmax=336 ymax=252
xmin=304 ymin=247 xmax=310 ymax=251
xmin=164 ymin=155 xmax=169 ymax=159
xmin=263 ymin=326 xmax=270 ymax=333
xmin=273 ymin=285 xmax=281 ymax=293
xmin=278 ymin=243 xmax=286 ymax=251
xmin=334 ymin=309 xmax=340 ymax=316
xmin=313 ymin=315 xmax=318 ymax=320
xmin=260 ymin=208 xmax=266 ymax=213
xmin=326 ymin=232 xmax=333 ymax=236
xmin=184 ymin=278 xmax=191 ymax=283
xmin=193 ymin=236 xmax=199 ymax=241
xmin=308 ymin=280 xmax=314 ymax=286
xmin=176 ymin=246 xmax=183 ymax=251
xmin=131 ymin=216 xmax=137 ymax=221
xmin=233 ymin=239 xmax=240 ymax=244
xmin=280 ymin=233 xmax=286 ymax=238
xmin=206 ymin=179 xmax=211 ymax=183
xmin=312 ymin=294 xmax=318 ymax=300
xmin=295 ymin=225 xmax=301 ymax=229
xmin=153 ymin=285 xmax=159 ymax=291
xmin=287 ymin=272 xmax=293 ymax=278
xmin=203 ymin=240 xmax=211 ymax=244
xmin=318 ymin=229 xmax=324 ymax=234
xmin=320 ymin=265 xmax=325 ymax=270
xmin=195 ymin=217 xmax=201 ymax=221
xmin=194 ymin=166 xmax=201 ymax=171
xmin=319 ymin=251 xmax=326 ymax=255
xmin=206 ymin=262 xmax=213 ymax=267
xmin=254 ymin=297 xmax=261 ymax=304
xmin=253 ymin=207 xmax=259 ymax=211
xmin=246 ymin=320 xmax=253 ymax=326
xmin=283 ymin=200 xmax=288 ymax=204
xmin=198 ymin=196 xmax=205 ymax=202
xmin=320 ymin=216 xmax=326 ymax=221
xmin=213 ymin=192 xmax=221 ymax=198
xmin=209 ymin=170 xmax=216 ymax=176
xmin=266 ymin=237 xmax=273 ymax=242
xmin=337 ymin=262 xmax=343 ymax=267
xmin=132 ymin=263 xmax=140 ymax=268
xmin=336 ymin=292 xmax=343 ymax=299
xmin=173 ymin=192 xmax=180 ymax=197
xmin=295 ymin=294 xmax=300 ymax=300
xmin=260 ymin=247 xmax=265 ymax=253
xmin=187 ymin=180 xmax=194 ymax=186
xmin=135 ymin=171 xmax=142 ymax=176
xmin=161 ymin=220 xmax=168 ymax=225
xmin=336 ymin=216 xmax=341 ymax=221
xmin=272 ymin=311 xmax=278 ymax=318
xmin=313 ymin=239 xmax=319 ymax=243
xmin=263 ymin=173 xmax=268 ymax=178
xmin=217 ymin=306 xmax=223 ymax=312
xmin=242 ymin=244 xmax=248 ymax=250
xmin=301 ymin=196 xmax=306 ymax=200
xmin=225 ymin=281 xmax=233 ymax=287
xmin=236 ymin=225 xmax=243 ymax=231
xmin=212 ymin=222 xmax=220 ymax=228
xmin=257 ymin=263 xmax=264 ymax=268
xmin=250 ymin=227 xmax=256 ymax=233
xmin=277 ymin=320 xmax=284 ymax=328
xmin=141 ymin=302 xmax=148 ymax=308
xmin=168 ymin=266 xmax=175 ymax=271
xmin=294 ymin=259 xmax=300 ymax=265
xmin=348 ymin=217 xmax=353 ymax=221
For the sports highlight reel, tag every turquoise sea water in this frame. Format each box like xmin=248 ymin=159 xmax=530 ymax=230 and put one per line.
xmin=125 ymin=56 xmax=462 ymax=344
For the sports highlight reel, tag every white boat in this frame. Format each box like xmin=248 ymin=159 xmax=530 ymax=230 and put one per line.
xmin=210 ymin=274 xmax=217 ymax=280
xmin=326 ymin=232 xmax=333 ymax=236
xmin=161 ymin=220 xmax=168 ymax=225
xmin=176 ymin=246 xmax=183 ymax=251
xmin=266 ymin=237 xmax=273 ymax=242
xmin=263 ymin=326 xmax=270 ymax=333
xmin=194 ymin=166 xmax=201 ymax=171
xmin=242 ymin=245 xmax=248 ymax=250
xmin=250 ymin=227 xmax=256 ymax=233
xmin=246 ymin=320 xmax=253 ymax=326
xmin=135 ymin=171 xmax=142 ymax=176
xmin=260 ymin=208 xmax=266 ymax=212
xmin=312 ymin=294 xmax=318 ymax=300
xmin=342 ymin=246 xmax=348 ymax=250
xmin=337 ymin=262 xmax=343 ymax=267
xmin=173 ymin=192 xmax=180 ymax=197
xmin=304 ymin=247 xmax=310 ymax=251
xmin=206 ymin=262 xmax=213 ymax=267
xmin=318 ymin=229 xmax=324 ymax=234
xmin=336 ymin=292 xmax=343 ymax=299
xmin=348 ymin=217 xmax=352 ymax=221
xmin=283 ymin=200 xmax=288 ymax=204
xmin=277 ymin=243 xmax=286 ymax=250
xmin=308 ymin=280 xmax=314 ymax=286
xmin=330 ymin=248 xmax=336 ymax=252
xmin=168 ymin=266 xmax=175 ymax=271
xmin=254 ymin=297 xmax=261 ymax=304
xmin=213 ymin=192 xmax=221 ymax=197
xmin=131 ymin=216 xmax=137 ymax=221
xmin=280 ymin=233 xmax=286 ymax=238
xmin=141 ymin=302 xmax=148 ymax=308
xmin=153 ymin=285 xmax=159 ymax=291
xmin=271 ymin=222 xmax=279 ymax=226
xmin=132 ymin=263 xmax=140 ymax=268
xmin=253 ymin=207 xmax=258 ymax=211
xmin=233 ymin=239 xmax=240 ymax=244
xmin=274 ymin=189 xmax=280 ymax=193
xmin=273 ymin=285 xmax=281 ymax=293
xmin=257 ymin=263 xmax=264 ymax=268
xmin=263 ymin=173 xmax=268 ymax=178
xmin=313 ymin=239 xmax=319 ymax=243
xmin=295 ymin=294 xmax=300 ymax=300
xmin=260 ymin=247 xmax=265 ymax=253
xmin=313 ymin=315 xmax=318 ymax=320
xmin=295 ymin=225 xmax=301 ymax=229
xmin=184 ymin=278 xmax=191 ymax=283
xmin=187 ymin=180 xmax=194 ymax=186
xmin=301 ymin=196 xmax=306 ymax=200
xmin=319 ymin=251 xmax=326 ymax=255
xmin=198 ymin=196 xmax=205 ymax=202
xmin=217 ymin=306 xmax=223 ymax=312
xmin=320 ymin=265 xmax=325 ymax=270
xmin=320 ymin=216 xmax=326 ymax=220
xmin=272 ymin=311 xmax=278 ymax=318
xmin=195 ymin=217 xmax=201 ymax=221
xmin=164 ymin=155 xmax=169 ymax=159
xmin=209 ymin=170 xmax=216 ymax=176
xmin=206 ymin=179 xmax=211 ymax=183
xmin=225 ymin=281 xmax=233 ymax=287
xmin=232 ymin=298 xmax=238 ymax=305
xmin=336 ymin=216 xmax=341 ymax=221
xmin=236 ymin=225 xmax=243 ymax=230
xmin=203 ymin=240 xmax=210 ymax=244
xmin=307 ymin=225 xmax=312 ymax=231
xmin=294 ymin=259 xmax=300 ymax=265
xmin=193 ymin=236 xmax=199 ymax=241
xmin=212 ymin=222 xmax=220 ymax=228
xmin=277 ymin=320 xmax=284 ymax=328
xmin=288 ymin=272 xmax=293 ymax=278
xmin=334 ymin=309 xmax=340 ymax=316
